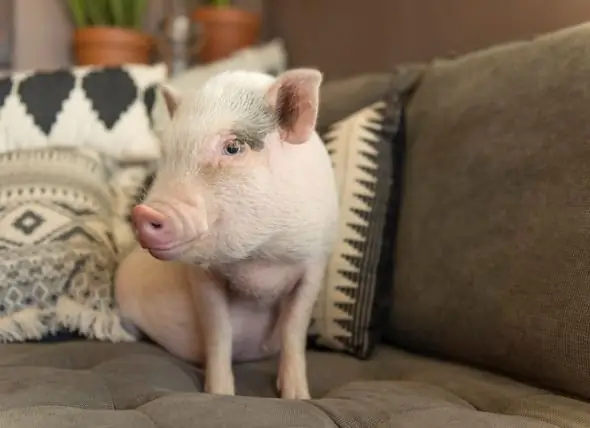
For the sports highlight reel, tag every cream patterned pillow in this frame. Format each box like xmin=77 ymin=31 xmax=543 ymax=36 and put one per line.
xmin=308 ymin=92 xmax=404 ymax=359
xmin=109 ymin=160 xmax=157 ymax=259
xmin=0 ymin=147 xmax=136 ymax=342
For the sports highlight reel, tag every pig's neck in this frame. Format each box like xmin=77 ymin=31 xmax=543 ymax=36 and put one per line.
xmin=207 ymin=258 xmax=303 ymax=302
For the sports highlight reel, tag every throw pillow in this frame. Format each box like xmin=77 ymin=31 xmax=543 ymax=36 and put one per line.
xmin=317 ymin=64 xmax=425 ymax=130
xmin=307 ymin=90 xmax=405 ymax=359
xmin=0 ymin=147 xmax=136 ymax=343
xmin=109 ymin=160 xmax=158 ymax=260
xmin=0 ymin=63 xmax=167 ymax=161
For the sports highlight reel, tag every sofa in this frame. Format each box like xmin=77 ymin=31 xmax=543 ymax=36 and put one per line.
xmin=3 ymin=8 xmax=590 ymax=428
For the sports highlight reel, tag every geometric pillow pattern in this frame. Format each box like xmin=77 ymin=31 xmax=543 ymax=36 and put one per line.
xmin=0 ymin=147 xmax=137 ymax=342
xmin=0 ymin=63 xmax=167 ymax=161
xmin=308 ymin=91 xmax=404 ymax=359
xmin=108 ymin=160 xmax=158 ymax=260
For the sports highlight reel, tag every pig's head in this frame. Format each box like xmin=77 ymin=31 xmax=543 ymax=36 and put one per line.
xmin=132 ymin=68 xmax=323 ymax=265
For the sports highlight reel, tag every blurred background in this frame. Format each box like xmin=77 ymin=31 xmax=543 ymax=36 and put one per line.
xmin=2 ymin=0 xmax=590 ymax=81
xmin=1 ymin=0 xmax=261 ymax=73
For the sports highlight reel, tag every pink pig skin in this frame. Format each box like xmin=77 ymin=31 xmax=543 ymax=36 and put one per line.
xmin=115 ymin=68 xmax=339 ymax=400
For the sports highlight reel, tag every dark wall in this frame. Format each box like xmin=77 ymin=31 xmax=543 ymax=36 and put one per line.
xmin=263 ymin=0 xmax=590 ymax=79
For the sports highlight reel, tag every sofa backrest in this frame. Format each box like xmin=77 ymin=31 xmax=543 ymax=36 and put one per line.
xmin=386 ymin=22 xmax=590 ymax=401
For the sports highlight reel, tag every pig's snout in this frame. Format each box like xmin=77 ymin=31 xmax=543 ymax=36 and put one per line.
xmin=131 ymin=201 xmax=210 ymax=260
xmin=131 ymin=204 xmax=177 ymax=251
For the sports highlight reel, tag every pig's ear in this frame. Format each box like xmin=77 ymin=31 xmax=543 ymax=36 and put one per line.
xmin=159 ymin=84 xmax=181 ymax=118
xmin=264 ymin=68 xmax=323 ymax=144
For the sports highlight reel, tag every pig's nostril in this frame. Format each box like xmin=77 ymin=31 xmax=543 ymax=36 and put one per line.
xmin=131 ymin=204 xmax=172 ymax=244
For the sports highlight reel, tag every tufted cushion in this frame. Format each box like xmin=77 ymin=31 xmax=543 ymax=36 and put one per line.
xmin=0 ymin=341 xmax=586 ymax=427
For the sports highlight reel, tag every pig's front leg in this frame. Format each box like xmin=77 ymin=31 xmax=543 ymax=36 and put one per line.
xmin=276 ymin=261 xmax=325 ymax=400
xmin=189 ymin=268 xmax=235 ymax=396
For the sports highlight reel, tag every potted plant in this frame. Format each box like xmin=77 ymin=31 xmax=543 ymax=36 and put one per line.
xmin=66 ymin=0 xmax=153 ymax=66
xmin=191 ymin=0 xmax=261 ymax=64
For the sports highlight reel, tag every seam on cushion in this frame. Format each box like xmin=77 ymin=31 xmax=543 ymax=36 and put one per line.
xmin=301 ymin=400 xmax=344 ymax=428
xmin=481 ymin=410 xmax=562 ymax=428
xmin=322 ymin=380 xmax=574 ymax=428
xmin=96 ymin=374 xmax=116 ymax=410
xmin=0 ymin=365 xmax=115 ymax=410
xmin=496 ymin=392 xmax=588 ymax=428
xmin=311 ymin=399 xmax=562 ymax=428
xmin=0 ymin=365 xmax=117 ymax=372
xmin=0 ymin=357 xmax=118 ymax=369
xmin=0 ymin=405 xmax=161 ymax=428
xmin=0 ymin=404 xmax=114 ymax=411
xmin=131 ymin=409 xmax=162 ymax=428
xmin=358 ymin=379 xmax=477 ymax=410
xmin=0 ymin=350 xmax=159 ymax=369
xmin=495 ymin=392 xmax=553 ymax=414
xmin=309 ymin=398 xmax=488 ymax=428
xmin=414 ymin=387 xmax=567 ymax=427
xmin=390 ymin=372 xmax=566 ymax=419
xmin=380 ymin=408 xmax=562 ymax=428
xmin=136 ymin=395 xmax=340 ymax=428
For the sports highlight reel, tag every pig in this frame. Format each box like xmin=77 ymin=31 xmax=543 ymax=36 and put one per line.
xmin=114 ymin=68 xmax=339 ymax=400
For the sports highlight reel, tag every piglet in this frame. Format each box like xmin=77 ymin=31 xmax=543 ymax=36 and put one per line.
xmin=114 ymin=68 xmax=339 ymax=400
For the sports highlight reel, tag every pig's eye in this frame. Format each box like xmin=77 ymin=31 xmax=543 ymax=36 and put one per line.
xmin=223 ymin=140 xmax=243 ymax=156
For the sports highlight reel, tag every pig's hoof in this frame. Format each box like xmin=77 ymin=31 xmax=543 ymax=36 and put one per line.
xmin=205 ymin=375 xmax=235 ymax=396
xmin=205 ymin=383 xmax=235 ymax=396
xmin=276 ymin=373 xmax=311 ymax=400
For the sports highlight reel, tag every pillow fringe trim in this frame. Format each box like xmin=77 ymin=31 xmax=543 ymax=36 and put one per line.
xmin=55 ymin=296 xmax=138 ymax=342
xmin=0 ymin=307 xmax=56 ymax=342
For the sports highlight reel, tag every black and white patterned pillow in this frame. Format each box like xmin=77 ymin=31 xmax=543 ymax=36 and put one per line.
xmin=308 ymin=91 xmax=404 ymax=359
xmin=0 ymin=147 xmax=138 ymax=342
xmin=0 ymin=63 xmax=167 ymax=161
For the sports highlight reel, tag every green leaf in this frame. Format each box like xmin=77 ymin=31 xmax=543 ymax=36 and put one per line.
xmin=131 ymin=0 xmax=147 ymax=29
xmin=108 ymin=0 xmax=125 ymax=27
xmin=86 ymin=0 xmax=109 ymax=26
xmin=65 ymin=0 xmax=147 ymax=29
xmin=67 ymin=0 xmax=87 ymax=27
xmin=120 ymin=0 xmax=133 ymax=27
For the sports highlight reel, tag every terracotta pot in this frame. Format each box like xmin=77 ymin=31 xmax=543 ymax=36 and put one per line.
xmin=191 ymin=6 xmax=261 ymax=63
xmin=73 ymin=27 xmax=153 ymax=66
